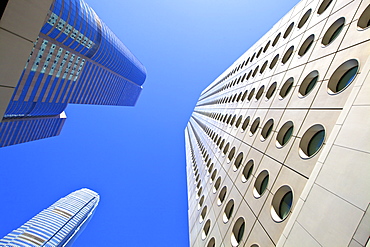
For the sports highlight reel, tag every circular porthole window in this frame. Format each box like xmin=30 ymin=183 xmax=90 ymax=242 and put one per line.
xmin=299 ymin=124 xmax=325 ymax=158
xmin=207 ymin=237 xmax=216 ymax=247
xmin=230 ymin=115 xmax=236 ymax=126
xmin=242 ymin=90 xmax=248 ymax=101
xmin=282 ymin=46 xmax=294 ymax=64
xmin=283 ymin=22 xmax=294 ymax=39
xmin=255 ymin=86 xmax=265 ymax=101
xmin=298 ymin=9 xmax=312 ymax=28
xmin=260 ymin=119 xmax=274 ymax=141
xmin=223 ymin=142 xmax=230 ymax=155
xmin=218 ymin=186 xmax=227 ymax=206
xmin=231 ymin=217 xmax=245 ymax=247
xmin=279 ymin=77 xmax=294 ymax=99
xmin=358 ymin=5 xmax=370 ymax=29
xmin=298 ymin=34 xmax=314 ymax=57
xmin=256 ymin=47 xmax=263 ymax=58
xmin=317 ymin=0 xmax=333 ymax=15
xmin=250 ymin=53 xmax=256 ymax=62
xmin=299 ymin=70 xmax=319 ymax=97
xmin=249 ymin=117 xmax=260 ymax=136
xmin=197 ymin=187 xmax=203 ymax=199
xmin=260 ymin=61 xmax=268 ymax=74
xmin=276 ymin=121 xmax=294 ymax=148
xmin=219 ymin=139 xmax=225 ymax=150
xmin=208 ymin=163 xmax=214 ymax=175
xmin=213 ymin=176 xmax=222 ymax=193
xmin=235 ymin=116 xmax=243 ymax=128
xmin=241 ymin=116 xmax=250 ymax=132
xmin=264 ymin=40 xmax=271 ymax=52
xmin=248 ymin=88 xmax=255 ymax=101
xmin=253 ymin=170 xmax=269 ymax=198
xmin=199 ymin=206 xmax=208 ymax=223
xmin=223 ymin=199 xmax=235 ymax=223
xmin=322 ymin=17 xmax=345 ymax=46
xmin=198 ymin=195 xmax=205 ymax=210
xmin=272 ymin=33 xmax=281 ymax=47
xmin=271 ymin=186 xmax=293 ymax=222
xmin=270 ymin=54 xmax=279 ymax=69
xmin=241 ymin=160 xmax=254 ymax=183
xmin=202 ymin=219 xmax=211 ymax=240
xmin=266 ymin=82 xmax=277 ymax=100
xmin=233 ymin=152 xmax=244 ymax=171
xmin=210 ymin=169 xmax=217 ymax=184
xmin=327 ymin=59 xmax=358 ymax=94
xmin=236 ymin=92 xmax=242 ymax=102
xmin=252 ymin=66 xmax=259 ymax=77
xmin=228 ymin=147 xmax=236 ymax=162
xmin=247 ymin=70 xmax=253 ymax=80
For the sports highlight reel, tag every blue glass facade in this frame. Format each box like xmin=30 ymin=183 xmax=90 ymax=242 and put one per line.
xmin=0 ymin=188 xmax=99 ymax=247
xmin=0 ymin=0 xmax=146 ymax=147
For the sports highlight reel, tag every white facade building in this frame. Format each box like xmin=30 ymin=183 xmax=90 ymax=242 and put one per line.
xmin=185 ymin=0 xmax=370 ymax=246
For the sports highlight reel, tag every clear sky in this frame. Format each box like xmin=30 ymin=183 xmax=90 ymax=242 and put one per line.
xmin=0 ymin=0 xmax=298 ymax=246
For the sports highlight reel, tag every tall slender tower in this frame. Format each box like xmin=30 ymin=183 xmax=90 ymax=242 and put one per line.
xmin=0 ymin=188 xmax=99 ymax=247
xmin=185 ymin=0 xmax=370 ymax=246
xmin=0 ymin=0 xmax=146 ymax=147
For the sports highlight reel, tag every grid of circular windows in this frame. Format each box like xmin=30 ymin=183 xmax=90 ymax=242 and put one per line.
xmin=217 ymin=186 xmax=227 ymax=206
xmin=223 ymin=199 xmax=235 ymax=223
xmin=241 ymin=160 xmax=254 ymax=183
xmin=328 ymin=59 xmax=358 ymax=94
xmin=299 ymin=124 xmax=325 ymax=159
xmin=231 ymin=217 xmax=245 ymax=247
xmin=276 ymin=121 xmax=294 ymax=148
xmin=233 ymin=152 xmax=243 ymax=171
xmin=299 ymin=70 xmax=319 ymax=97
xmin=253 ymin=170 xmax=269 ymax=198
xmin=271 ymin=186 xmax=293 ymax=222
xmin=322 ymin=17 xmax=345 ymax=46
xmin=202 ymin=219 xmax=211 ymax=240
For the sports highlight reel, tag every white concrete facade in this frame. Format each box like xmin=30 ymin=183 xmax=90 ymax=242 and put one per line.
xmin=185 ymin=0 xmax=370 ymax=246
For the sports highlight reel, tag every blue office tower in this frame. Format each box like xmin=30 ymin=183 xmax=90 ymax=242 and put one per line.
xmin=0 ymin=0 xmax=146 ymax=147
xmin=0 ymin=188 xmax=99 ymax=246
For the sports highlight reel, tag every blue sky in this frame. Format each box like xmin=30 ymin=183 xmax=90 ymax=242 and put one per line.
xmin=0 ymin=0 xmax=298 ymax=246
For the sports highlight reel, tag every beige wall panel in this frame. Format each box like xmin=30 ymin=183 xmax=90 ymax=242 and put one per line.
xmin=0 ymin=29 xmax=35 ymax=88
xmin=1 ymin=0 xmax=53 ymax=42
xmin=315 ymin=145 xmax=370 ymax=210
xmin=335 ymin=105 xmax=370 ymax=153
xmin=296 ymin=184 xmax=364 ymax=246
xmin=244 ymin=220 xmax=275 ymax=247
xmin=0 ymin=87 xmax=15 ymax=120
xmin=283 ymin=221 xmax=321 ymax=247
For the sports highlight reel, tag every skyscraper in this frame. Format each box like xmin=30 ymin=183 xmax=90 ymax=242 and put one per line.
xmin=0 ymin=188 xmax=99 ymax=246
xmin=185 ymin=0 xmax=370 ymax=246
xmin=0 ymin=0 xmax=146 ymax=147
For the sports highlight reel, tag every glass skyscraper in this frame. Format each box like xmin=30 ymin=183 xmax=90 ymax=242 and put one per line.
xmin=0 ymin=188 xmax=99 ymax=246
xmin=0 ymin=0 xmax=146 ymax=147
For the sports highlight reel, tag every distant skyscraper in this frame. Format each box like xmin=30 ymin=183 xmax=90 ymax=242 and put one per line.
xmin=0 ymin=0 xmax=146 ymax=147
xmin=0 ymin=188 xmax=99 ymax=247
xmin=185 ymin=0 xmax=370 ymax=246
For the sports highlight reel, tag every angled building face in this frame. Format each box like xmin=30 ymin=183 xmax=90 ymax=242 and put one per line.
xmin=185 ymin=0 xmax=370 ymax=246
xmin=0 ymin=188 xmax=99 ymax=246
xmin=0 ymin=0 xmax=146 ymax=147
